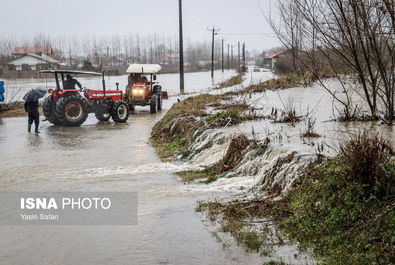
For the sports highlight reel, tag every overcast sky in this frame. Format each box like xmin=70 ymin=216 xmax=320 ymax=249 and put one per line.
xmin=1 ymin=0 xmax=280 ymax=51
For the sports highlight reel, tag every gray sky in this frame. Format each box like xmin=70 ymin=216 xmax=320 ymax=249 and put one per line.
xmin=2 ymin=0 xmax=280 ymax=51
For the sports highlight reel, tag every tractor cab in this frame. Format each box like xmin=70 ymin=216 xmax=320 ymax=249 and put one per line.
xmin=125 ymin=64 xmax=168 ymax=113
xmin=41 ymin=70 xmax=129 ymax=126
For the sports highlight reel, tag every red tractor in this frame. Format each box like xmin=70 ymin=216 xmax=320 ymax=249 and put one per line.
xmin=41 ymin=70 xmax=129 ymax=126
xmin=124 ymin=64 xmax=168 ymax=113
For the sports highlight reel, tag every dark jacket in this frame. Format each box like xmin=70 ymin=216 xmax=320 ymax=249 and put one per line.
xmin=24 ymin=101 xmax=39 ymax=113
xmin=64 ymin=79 xmax=82 ymax=90
xmin=0 ymin=81 xmax=4 ymax=102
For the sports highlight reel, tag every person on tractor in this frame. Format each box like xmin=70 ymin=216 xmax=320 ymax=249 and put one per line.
xmin=127 ymin=73 xmax=148 ymax=86
xmin=64 ymin=74 xmax=82 ymax=90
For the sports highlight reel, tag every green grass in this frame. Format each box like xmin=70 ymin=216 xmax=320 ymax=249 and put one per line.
xmin=168 ymin=137 xmax=187 ymax=152
xmin=281 ymin=157 xmax=395 ymax=265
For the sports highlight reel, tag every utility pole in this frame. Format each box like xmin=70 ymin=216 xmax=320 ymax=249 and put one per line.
xmin=242 ymin=42 xmax=246 ymax=72
xmin=178 ymin=0 xmax=184 ymax=94
xmin=169 ymin=42 xmax=172 ymax=65
xmin=208 ymin=26 xmax=220 ymax=79
xmin=221 ymin=38 xmax=224 ymax=73
xmin=227 ymin=43 xmax=230 ymax=71
xmin=231 ymin=45 xmax=234 ymax=69
xmin=237 ymin=41 xmax=240 ymax=73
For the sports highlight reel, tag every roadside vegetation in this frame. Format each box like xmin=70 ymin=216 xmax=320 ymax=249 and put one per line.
xmin=213 ymin=72 xmax=245 ymax=90
xmin=197 ymin=133 xmax=395 ymax=264
xmin=245 ymin=71 xmax=314 ymax=93
xmin=151 ymin=91 xmax=264 ymax=161
xmin=0 ymin=101 xmax=43 ymax=118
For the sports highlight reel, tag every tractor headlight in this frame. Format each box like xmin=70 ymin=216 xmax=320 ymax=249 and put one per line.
xmin=132 ymin=89 xmax=144 ymax=94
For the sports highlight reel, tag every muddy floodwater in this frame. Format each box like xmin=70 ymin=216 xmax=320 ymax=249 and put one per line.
xmin=0 ymin=70 xmax=304 ymax=265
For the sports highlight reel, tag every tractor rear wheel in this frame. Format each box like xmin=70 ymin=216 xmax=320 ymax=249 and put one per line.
xmin=95 ymin=109 xmax=111 ymax=121
xmin=43 ymin=95 xmax=61 ymax=125
xmin=150 ymin=95 xmax=157 ymax=114
xmin=111 ymin=100 xmax=129 ymax=123
xmin=157 ymin=93 xmax=162 ymax=110
xmin=55 ymin=94 xmax=88 ymax=127
xmin=154 ymin=85 xmax=162 ymax=111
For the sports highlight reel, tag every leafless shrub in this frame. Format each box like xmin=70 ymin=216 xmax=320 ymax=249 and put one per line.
xmin=272 ymin=96 xmax=303 ymax=126
xmin=264 ymin=0 xmax=395 ymax=123
xmin=340 ymin=132 xmax=393 ymax=193
xmin=301 ymin=117 xmax=320 ymax=138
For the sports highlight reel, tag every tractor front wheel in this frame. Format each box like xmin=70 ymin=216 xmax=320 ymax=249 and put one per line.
xmin=95 ymin=109 xmax=111 ymax=121
xmin=150 ymin=95 xmax=157 ymax=114
xmin=43 ymin=95 xmax=61 ymax=125
xmin=55 ymin=94 xmax=88 ymax=127
xmin=111 ymin=100 xmax=129 ymax=123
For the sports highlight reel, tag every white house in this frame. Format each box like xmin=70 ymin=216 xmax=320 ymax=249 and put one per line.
xmin=7 ymin=53 xmax=62 ymax=71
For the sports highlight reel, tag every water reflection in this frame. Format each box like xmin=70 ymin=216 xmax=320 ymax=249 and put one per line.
xmin=25 ymin=133 xmax=42 ymax=151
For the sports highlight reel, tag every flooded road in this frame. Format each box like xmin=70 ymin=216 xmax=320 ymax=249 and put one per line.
xmin=0 ymin=70 xmax=285 ymax=265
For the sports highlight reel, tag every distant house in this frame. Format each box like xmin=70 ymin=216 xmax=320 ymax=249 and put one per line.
xmin=12 ymin=46 xmax=55 ymax=57
xmin=266 ymin=49 xmax=291 ymax=70
xmin=89 ymin=53 xmax=109 ymax=66
xmin=163 ymin=53 xmax=179 ymax=64
xmin=7 ymin=53 xmax=62 ymax=71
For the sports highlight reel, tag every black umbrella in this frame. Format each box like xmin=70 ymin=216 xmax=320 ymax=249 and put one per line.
xmin=23 ymin=88 xmax=47 ymax=102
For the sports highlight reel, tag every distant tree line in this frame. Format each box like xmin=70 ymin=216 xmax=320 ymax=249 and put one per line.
xmin=0 ymin=33 xmax=229 ymax=71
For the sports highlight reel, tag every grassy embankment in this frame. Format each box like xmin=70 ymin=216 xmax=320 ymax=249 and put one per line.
xmin=197 ymin=133 xmax=394 ymax=264
xmin=151 ymin=71 xmax=314 ymax=183
xmin=151 ymin=72 xmax=268 ymax=183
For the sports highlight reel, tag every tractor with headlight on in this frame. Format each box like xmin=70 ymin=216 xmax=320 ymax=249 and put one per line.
xmin=124 ymin=64 xmax=168 ymax=113
xmin=41 ymin=70 xmax=129 ymax=127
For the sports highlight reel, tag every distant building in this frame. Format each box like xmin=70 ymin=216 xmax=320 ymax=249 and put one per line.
xmin=7 ymin=53 xmax=62 ymax=71
xmin=12 ymin=46 xmax=56 ymax=57
xmin=266 ymin=49 xmax=291 ymax=70
xmin=163 ymin=53 xmax=179 ymax=64
xmin=89 ymin=53 xmax=109 ymax=66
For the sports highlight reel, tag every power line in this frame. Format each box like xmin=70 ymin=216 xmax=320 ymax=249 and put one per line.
xmin=220 ymin=32 xmax=276 ymax=36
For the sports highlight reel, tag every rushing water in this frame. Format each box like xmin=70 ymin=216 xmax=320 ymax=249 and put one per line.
xmin=0 ymin=70 xmax=315 ymax=265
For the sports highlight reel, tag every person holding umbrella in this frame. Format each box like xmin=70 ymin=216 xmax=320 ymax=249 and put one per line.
xmin=0 ymin=81 xmax=5 ymax=111
xmin=23 ymin=88 xmax=46 ymax=134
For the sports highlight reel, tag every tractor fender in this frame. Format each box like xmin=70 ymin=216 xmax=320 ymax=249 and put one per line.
xmin=153 ymin=85 xmax=162 ymax=94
